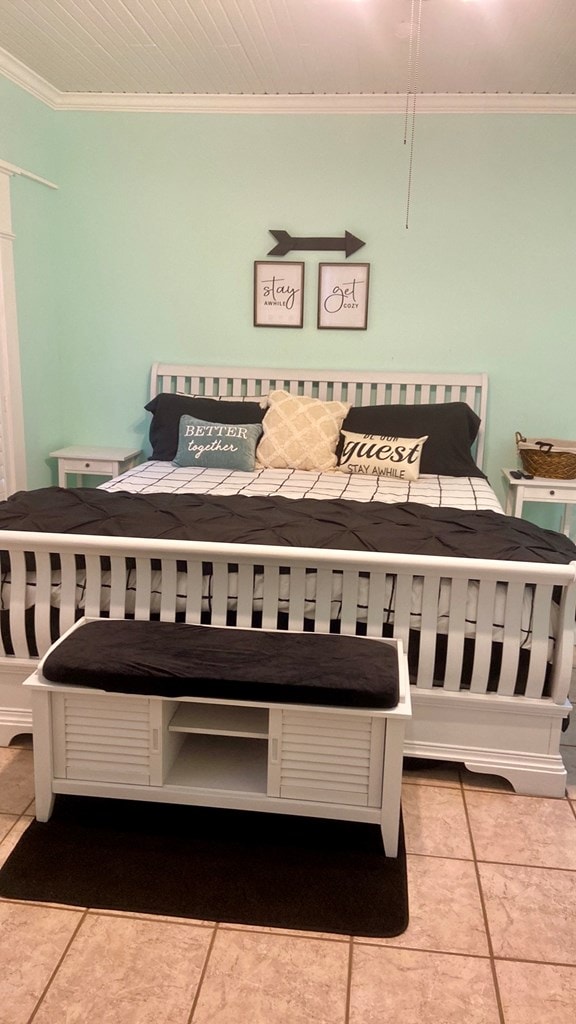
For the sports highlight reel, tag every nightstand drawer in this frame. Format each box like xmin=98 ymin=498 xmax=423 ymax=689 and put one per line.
xmin=524 ymin=483 xmax=576 ymax=501
xmin=61 ymin=458 xmax=116 ymax=475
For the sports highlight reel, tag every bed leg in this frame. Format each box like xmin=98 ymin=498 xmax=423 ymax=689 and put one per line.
xmin=463 ymin=758 xmax=568 ymax=799
xmin=0 ymin=662 xmax=35 ymax=746
xmin=0 ymin=715 xmax=33 ymax=748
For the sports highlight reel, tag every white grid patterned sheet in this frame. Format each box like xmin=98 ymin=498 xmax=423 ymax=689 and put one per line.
xmin=100 ymin=462 xmax=504 ymax=513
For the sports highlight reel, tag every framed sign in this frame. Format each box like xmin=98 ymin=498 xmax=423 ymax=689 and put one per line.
xmin=253 ymin=261 xmax=304 ymax=328
xmin=317 ymin=262 xmax=370 ymax=330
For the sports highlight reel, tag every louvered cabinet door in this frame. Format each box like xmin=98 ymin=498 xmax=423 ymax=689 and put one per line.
xmin=269 ymin=709 xmax=385 ymax=808
xmin=51 ymin=692 xmax=154 ymax=785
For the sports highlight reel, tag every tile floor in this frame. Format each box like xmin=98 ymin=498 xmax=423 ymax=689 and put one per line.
xmin=0 ymin=701 xmax=575 ymax=1024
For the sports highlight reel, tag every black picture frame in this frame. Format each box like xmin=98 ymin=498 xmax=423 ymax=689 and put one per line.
xmin=317 ymin=263 xmax=370 ymax=330
xmin=253 ymin=261 xmax=305 ymax=328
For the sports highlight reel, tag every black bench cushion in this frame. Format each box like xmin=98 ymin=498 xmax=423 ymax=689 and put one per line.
xmin=41 ymin=620 xmax=400 ymax=709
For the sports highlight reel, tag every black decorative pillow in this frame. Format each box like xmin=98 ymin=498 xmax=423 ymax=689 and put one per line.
xmin=340 ymin=402 xmax=484 ymax=477
xmin=145 ymin=393 xmax=266 ymax=461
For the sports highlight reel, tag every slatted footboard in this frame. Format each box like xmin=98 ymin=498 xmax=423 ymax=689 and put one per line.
xmin=1 ymin=530 xmax=575 ymax=795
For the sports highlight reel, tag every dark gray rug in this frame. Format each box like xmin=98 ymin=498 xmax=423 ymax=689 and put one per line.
xmin=0 ymin=796 xmax=408 ymax=937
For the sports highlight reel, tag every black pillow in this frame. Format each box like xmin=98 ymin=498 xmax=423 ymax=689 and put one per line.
xmin=145 ymin=393 xmax=265 ymax=461
xmin=340 ymin=402 xmax=484 ymax=478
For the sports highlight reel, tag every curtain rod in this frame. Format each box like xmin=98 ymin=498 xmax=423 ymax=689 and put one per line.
xmin=0 ymin=158 xmax=58 ymax=189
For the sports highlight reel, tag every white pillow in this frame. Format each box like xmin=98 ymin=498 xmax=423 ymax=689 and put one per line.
xmin=338 ymin=431 xmax=428 ymax=481
xmin=257 ymin=390 xmax=351 ymax=472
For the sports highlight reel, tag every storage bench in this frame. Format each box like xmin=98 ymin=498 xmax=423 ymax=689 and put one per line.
xmin=26 ymin=618 xmax=411 ymax=856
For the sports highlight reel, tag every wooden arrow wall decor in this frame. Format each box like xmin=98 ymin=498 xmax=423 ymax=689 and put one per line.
xmin=268 ymin=229 xmax=365 ymax=259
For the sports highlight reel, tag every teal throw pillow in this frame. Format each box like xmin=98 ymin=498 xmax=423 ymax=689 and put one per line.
xmin=173 ymin=415 xmax=263 ymax=470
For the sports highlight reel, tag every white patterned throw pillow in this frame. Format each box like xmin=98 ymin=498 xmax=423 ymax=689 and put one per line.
xmin=338 ymin=431 xmax=428 ymax=481
xmin=257 ymin=390 xmax=351 ymax=472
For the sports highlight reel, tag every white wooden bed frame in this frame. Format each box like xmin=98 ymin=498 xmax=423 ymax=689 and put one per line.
xmin=1 ymin=364 xmax=575 ymax=797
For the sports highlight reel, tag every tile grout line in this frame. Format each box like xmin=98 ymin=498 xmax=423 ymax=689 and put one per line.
xmin=0 ymin=810 xmax=32 ymax=838
xmin=0 ymin=811 xmax=34 ymax=870
xmin=488 ymin=953 xmax=576 ymax=970
xmin=24 ymin=908 xmax=91 ymax=1024
xmin=344 ymin=936 xmax=354 ymax=1024
xmin=87 ymin=908 xmax=217 ymax=929
xmin=217 ymin=923 xmax=349 ymax=943
xmin=460 ymin=780 xmax=507 ymax=1024
xmin=185 ymin=921 xmax=219 ymax=1024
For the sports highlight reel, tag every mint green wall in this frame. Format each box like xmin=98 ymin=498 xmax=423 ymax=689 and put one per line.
xmin=2 ymin=76 xmax=575 ymax=524
xmin=1 ymin=77 xmax=62 ymax=486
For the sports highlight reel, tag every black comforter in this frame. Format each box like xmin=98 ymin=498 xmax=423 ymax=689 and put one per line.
xmin=1 ymin=486 xmax=576 ymax=565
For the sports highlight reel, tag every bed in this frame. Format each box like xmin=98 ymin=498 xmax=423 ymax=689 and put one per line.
xmin=1 ymin=363 xmax=575 ymax=797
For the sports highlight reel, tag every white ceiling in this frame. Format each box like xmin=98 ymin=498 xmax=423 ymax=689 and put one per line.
xmin=0 ymin=0 xmax=575 ymax=112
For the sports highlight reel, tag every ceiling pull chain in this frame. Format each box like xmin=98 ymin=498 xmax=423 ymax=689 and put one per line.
xmin=403 ymin=0 xmax=416 ymax=145
xmin=405 ymin=0 xmax=423 ymax=229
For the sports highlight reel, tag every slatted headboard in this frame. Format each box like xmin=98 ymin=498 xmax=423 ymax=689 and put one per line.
xmin=150 ymin=363 xmax=488 ymax=470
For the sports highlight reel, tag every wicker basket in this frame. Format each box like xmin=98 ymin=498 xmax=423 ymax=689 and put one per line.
xmin=515 ymin=433 xmax=576 ymax=479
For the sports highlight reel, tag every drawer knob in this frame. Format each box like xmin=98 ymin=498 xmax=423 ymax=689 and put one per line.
xmin=549 ymin=490 xmax=555 ymax=496
xmin=85 ymin=462 xmax=91 ymax=468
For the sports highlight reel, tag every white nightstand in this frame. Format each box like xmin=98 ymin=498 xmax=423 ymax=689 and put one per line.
xmin=50 ymin=446 xmax=143 ymax=488
xmin=502 ymin=468 xmax=576 ymax=537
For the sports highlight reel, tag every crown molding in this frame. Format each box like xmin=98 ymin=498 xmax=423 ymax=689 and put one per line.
xmin=51 ymin=92 xmax=576 ymax=114
xmin=0 ymin=47 xmax=61 ymax=107
xmin=1 ymin=48 xmax=574 ymax=114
